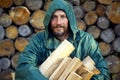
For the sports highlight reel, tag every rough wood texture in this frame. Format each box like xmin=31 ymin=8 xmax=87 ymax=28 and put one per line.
xmin=18 ymin=25 xmax=32 ymax=37
xmin=105 ymin=55 xmax=120 ymax=73
xmin=0 ymin=8 xmax=3 ymax=15
xmin=112 ymin=37 xmax=120 ymax=52
xmin=106 ymin=2 xmax=120 ymax=24
xmin=58 ymin=57 xmax=82 ymax=80
xmin=100 ymin=29 xmax=115 ymax=43
xmin=83 ymin=0 xmax=96 ymax=12
xmin=0 ymin=13 xmax=12 ymax=27
xmin=13 ymin=0 xmax=25 ymax=6
xmin=15 ymin=37 xmax=29 ymax=52
xmin=9 ymin=6 xmax=30 ymax=25
xmin=11 ymin=53 xmax=19 ymax=69
xmin=70 ymin=0 xmax=80 ymax=6
xmin=6 ymin=25 xmax=18 ymax=39
xmin=66 ymin=72 xmax=83 ymax=80
xmin=0 ymin=39 xmax=15 ymax=56
xmin=0 ymin=25 xmax=5 ymax=40
xmin=44 ymin=1 xmax=51 ymax=11
xmin=30 ymin=10 xmax=45 ymax=29
xmin=77 ymin=19 xmax=86 ymax=31
xmin=99 ymin=42 xmax=111 ymax=56
xmin=97 ymin=16 xmax=110 ymax=29
xmin=39 ymin=40 xmax=75 ymax=77
xmin=98 ymin=0 xmax=113 ymax=5
xmin=96 ymin=4 xmax=106 ymax=16
xmin=84 ymin=11 xmax=98 ymax=25
xmin=87 ymin=26 xmax=101 ymax=39
xmin=49 ymin=57 xmax=72 ymax=80
xmin=73 ymin=6 xmax=85 ymax=19
xmin=0 ymin=0 xmax=13 ymax=8
xmin=114 ymin=24 xmax=120 ymax=36
xmin=0 ymin=58 xmax=11 ymax=70
xmin=25 ymin=0 xmax=43 ymax=11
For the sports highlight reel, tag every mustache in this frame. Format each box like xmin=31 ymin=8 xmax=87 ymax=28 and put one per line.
xmin=53 ymin=25 xmax=65 ymax=28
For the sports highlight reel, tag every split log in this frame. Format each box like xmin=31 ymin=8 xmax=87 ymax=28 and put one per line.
xmin=13 ymin=0 xmax=25 ymax=6
xmin=0 ymin=70 xmax=15 ymax=80
xmin=44 ymin=1 xmax=52 ymax=11
xmin=39 ymin=40 xmax=75 ymax=77
xmin=0 ymin=25 xmax=5 ymax=40
xmin=0 ymin=8 xmax=3 ymax=15
xmin=96 ymin=4 xmax=106 ymax=16
xmin=50 ymin=57 xmax=72 ymax=80
xmin=97 ymin=16 xmax=110 ymax=29
xmin=112 ymin=37 xmax=120 ymax=52
xmin=0 ymin=58 xmax=11 ymax=70
xmin=0 ymin=39 xmax=15 ymax=56
xmin=9 ymin=6 xmax=30 ymax=25
xmin=105 ymin=55 xmax=120 ymax=73
xmin=15 ymin=37 xmax=29 ymax=52
xmin=106 ymin=2 xmax=120 ymax=24
xmin=30 ymin=10 xmax=45 ymax=29
xmin=25 ymin=0 xmax=43 ymax=11
xmin=86 ymin=25 xmax=101 ymax=39
xmin=11 ymin=53 xmax=19 ymax=69
xmin=73 ymin=6 xmax=85 ymax=19
xmin=18 ymin=25 xmax=32 ymax=37
xmin=84 ymin=11 xmax=98 ymax=25
xmin=58 ymin=57 xmax=82 ymax=80
xmin=0 ymin=0 xmax=13 ymax=8
xmin=97 ymin=0 xmax=113 ymax=5
xmin=100 ymin=28 xmax=115 ymax=43
xmin=6 ymin=25 xmax=18 ymax=39
xmin=114 ymin=24 xmax=120 ymax=36
xmin=83 ymin=0 xmax=96 ymax=12
xmin=77 ymin=19 xmax=86 ymax=31
xmin=0 ymin=13 xmax=12 ymax=27
xmin=66 ymin=72 xmax=83 ymax=80
xmin=99 ymin=42 xmax=111 ymax=56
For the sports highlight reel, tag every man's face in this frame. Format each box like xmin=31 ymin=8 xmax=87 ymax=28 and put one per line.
xmin=50 ymin=10 xmax=69 ymax=37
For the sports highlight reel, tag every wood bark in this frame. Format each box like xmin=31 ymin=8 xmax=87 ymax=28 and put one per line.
xmin=0 ymin=39 xmax=15 ymax=56
xmin=6 ymin=25 xmax=18 ymax=39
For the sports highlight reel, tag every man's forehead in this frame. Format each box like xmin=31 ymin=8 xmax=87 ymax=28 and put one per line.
xmin=53 ymin=10 xmax=66 ymax=16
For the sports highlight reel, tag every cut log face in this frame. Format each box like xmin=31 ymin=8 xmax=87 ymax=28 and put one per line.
xmin=0 ymin=39 xmax=15 ymax=56
xmin=105 ymin=55 xmax=120 ymax=73
xmin=0 ymin=25 xmax=5 ymax=40
xmin=44 ymin=1 xmax=51 ymax=11
xmin=100 ymin=29 xmax=115 ymax=43
xmin=11 ymin=53 xmax=19 ymax=69
xmin=0 ymin=0 xmax=13 ymax=8
xmin=87 ymin=26 xmax=101 ymax=39
xmin=96 ymin=4 xmax=106 ymax=16
xmin=0 ymin=58 xmax=11 ymax=70
xmin=0 ymin=13 xmax=12 ymax=27
xmin=77 ymin=19 xmax=86 ymax=31
xmin=0 ymin=8 xmax=3 ymax=15
xmin=73 ymin=6 xmax=85 ymax=19
xmin=15 ymin=37 xmax=29 ymax=52
xmin=84 ymin=11 xmax=98 ymax=25
xmin=114 ymin=24 xmax=120 ymax=36
xmin=83 ymin=0 xmax=96 ymax=12
xmin=112 ymin=37 xmax=120 ymax=52
xmin=6 ymin=25 xmax=18 ymax=39
xmin=9 ymin=6 xmax=30 ymax=25
xmin=30 ymin=10 xmax=45 ymax=29
xmin=106 ymin=2 xmax=120 ymax=24
xmin=18 ymin=25 xmax=32 ymax=37
xmin=13 ymin=0 xmax=25 ymax=6
xmin=97 ymin=17 xmax=110 ymax=29
xmin=97 ymin=0 xmax=113 ymax=5
xmin=99 ymin=42 xmax=111 ymax=56
xmin=25 ymin=0 xmax=43 ymax=11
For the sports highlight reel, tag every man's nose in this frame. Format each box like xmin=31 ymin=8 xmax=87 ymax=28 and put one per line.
xmin=57 ymin=17 xmax=62 ymax=25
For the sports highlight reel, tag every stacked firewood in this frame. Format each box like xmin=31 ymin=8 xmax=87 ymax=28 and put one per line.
xmin=0 ymin=0 xmax=120 ymax=80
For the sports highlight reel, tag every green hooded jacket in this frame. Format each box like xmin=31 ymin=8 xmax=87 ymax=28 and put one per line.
xmin=15 ymin=0 xmax=110 ymax=80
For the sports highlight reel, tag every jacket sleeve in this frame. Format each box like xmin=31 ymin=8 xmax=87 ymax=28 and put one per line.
xmin=15 ymin=35 xmax=48 ymax=80
xmin=88 ymin=36 xmax=110 ymax=80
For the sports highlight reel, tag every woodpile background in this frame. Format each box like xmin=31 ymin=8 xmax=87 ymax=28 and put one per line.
xmin=0 ymin=0 xmax=120 ymax=80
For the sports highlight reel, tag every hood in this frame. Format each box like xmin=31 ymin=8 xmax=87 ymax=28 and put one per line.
xmin=43 ymin=0 xmax=78 ymax=39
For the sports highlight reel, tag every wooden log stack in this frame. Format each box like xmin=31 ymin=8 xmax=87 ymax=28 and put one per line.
xmin=0 ymin=0 xmax=120 ymax=80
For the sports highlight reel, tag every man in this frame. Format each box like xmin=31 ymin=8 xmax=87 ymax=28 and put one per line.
xmin=15 ymin=0 xmax=110 ymax=80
